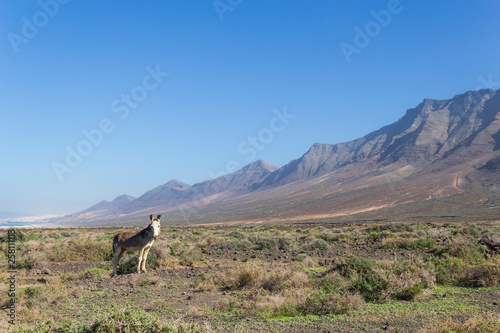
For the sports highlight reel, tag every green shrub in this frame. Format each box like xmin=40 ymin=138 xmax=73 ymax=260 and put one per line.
xmin=393 ymin=281 xmax=427 ymax=301
xmin=429 ymin=254 xmax=467 ymax=286
xmin=411 ymin=237 xmax=436 ymax=249
xmin=304 ymin=238 xmax=330 ymax=251
xmin=21 ymin=286 xmax=46 ymax=309
xmin=317 ymin=232 xmax=338 ymax=242
xmin=389 ymin=259 xmax=434 ymax=300
xmin=428 ymin=247 xmax=499 ymax=287
xmin=397 ymin=236 xmax=436 ymax=249
xmin=336 ymin=256 xmax=434 ymax=302
xmin=300 ymin=291 xmax=364 ymax=315
xmin=14 ymin=306 xmax=205 ymax=333
xmin=168 ymin=239 xmax=205 ymax=264
xmin=81 ymin=267 xmax=107 ymax=279
xmin=462 ymin=262 xmax=500 ymax=287
xmin=214 ymin=238 xmax=253 ymax=250
xmin=23 ymin=286 xmax=45 ymax=298
xmin=96 ymin=233 xmax=114 ymax=241
xmin=432 ymin=241 xmax=486 ymax=264
xmin=380 ymin=223 xmax=414 ymax=233
xmin=465 ymin=225 xmax=479 ymax=236
xmin=255 ymin=236 xmax=294 ymax=251
xmin=336 ymin=255 xmax=388 ymax=302
xmin=61 ymin=231 xmax=80 ymax=238
xmin=226 ymin=230 xmax=245 ymax=239
xmin=89 ymin=306 xmax=177 ymax=332
xmin=316 ymin=271 xmax=347 ymax=294
xmin=13 ymin=320 xmax=87 ymax=333
xmin=119 ymin=251 xmax=157 ymax=274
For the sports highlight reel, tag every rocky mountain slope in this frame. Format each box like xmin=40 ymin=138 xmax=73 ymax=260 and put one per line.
xmin=51 ymin=89 xmax=500 ymax=226
xmin=258 ymin=89 xmax=500 ymax=188
xmin=85 ymin=194 xmax=136 ymax=212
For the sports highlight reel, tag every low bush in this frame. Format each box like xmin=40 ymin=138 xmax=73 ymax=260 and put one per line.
xmin=167 ymin=239 xmax=205 ymax=264
xmin=300 ymin=290 xmax=364 ymax=315
xmin=380 ymin=223 xmax=415 ymax=233
xmin=462 ymin=261 xmax=500 ymax=287
xmin=261 ymin=268 xmax=309 ymax=293
xmin=336 ymin=255 xmax=434 ymax=302
xmin=118 ymin=251 xmax=165 ymax=274
xmin=149 ymin=240 xmax=173 ymax=269
xmin=21 ymin=286 xmax=46 ymax=309
xmin=47 ymin=236 xmax=113 ymax=262
xmin=316 ymin=231 xmax=338 ymax=243
xmin=432 ymin=240 xmax=486 ymax=263
xmin=410 ymin=237 xmax=436 ymax=249
xmin=81 ymin=267 xmax=107 ymax=279
xmin=212 ymin=238 xmax=253 ymax=250
xmin=13 ymin=306 xmax=206 ymax=333
xmin=212 ymin=264 xmax=309 ymax=293
xmin=427 ymin=247 xmax=499 ymax=287
xmin=251 ymin=269 xmax=364 ymax=318
xmin=254 ymin=235 xmax=295 ymax=251
xmin=304 ymin=238 xmax=330 ymax=252
xmin=336 ymin=255 xmax=388 ymax=302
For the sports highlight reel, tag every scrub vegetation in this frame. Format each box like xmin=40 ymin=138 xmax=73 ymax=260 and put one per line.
xmin=1 ymin=221 xmax=499 ymax=332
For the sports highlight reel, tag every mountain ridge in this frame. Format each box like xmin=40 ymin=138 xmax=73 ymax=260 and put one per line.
xmin=257 ymin=89 xmax=500 ymax=189
xmin=49 ymin=88 xmax=500 ymax=226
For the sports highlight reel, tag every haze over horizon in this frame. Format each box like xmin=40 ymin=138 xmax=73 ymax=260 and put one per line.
xmin=1 ymin=1 xmax=499 ymax=215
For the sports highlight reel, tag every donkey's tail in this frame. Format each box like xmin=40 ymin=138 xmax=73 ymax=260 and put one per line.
xmin=112 ymin=235 xmax=117 ymax=254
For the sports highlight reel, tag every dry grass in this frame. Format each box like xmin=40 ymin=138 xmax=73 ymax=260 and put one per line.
xmin=2 ymin=222 xmax=500 ymax=332
xmin=194 ymin=262 xmax=365 ymax=318
xmin=202 ymin=262 xmax=309 ymax=293
xmin=425 ymin=315 xmax=500 ymax=333
xmin=335 ymin=255 xmax=435 ymax=302
xmin=46 ymin=234 xmax=113 ymax=262
xmin=149 ymin=239 xmax=174 ymax=269
xmin=463 ymin=260 xmax=500 ymax=287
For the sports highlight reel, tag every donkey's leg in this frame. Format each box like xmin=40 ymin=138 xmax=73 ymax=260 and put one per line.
xmin=141 ymin=247 xmax=151 ymax=272
xmin=137 ymin=248 xmax=145 ymax=273
xmin=117 ymin=248 xmax=126 ymax=267
xmin=112 ymin=246 xmax=125 ymax=276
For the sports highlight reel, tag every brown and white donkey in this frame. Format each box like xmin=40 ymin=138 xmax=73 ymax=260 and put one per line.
xmin=111 ymin=214 xmax=161 ymax=276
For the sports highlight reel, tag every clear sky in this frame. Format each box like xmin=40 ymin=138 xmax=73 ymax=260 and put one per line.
xmin=1 ymin=0 xmax=499 ymax=215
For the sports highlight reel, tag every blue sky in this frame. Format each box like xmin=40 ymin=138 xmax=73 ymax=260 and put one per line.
xmin=1 ymin=0 xmax=499 ymax=215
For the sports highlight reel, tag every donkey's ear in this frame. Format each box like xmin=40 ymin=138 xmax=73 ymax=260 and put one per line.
xmin=149 ymin=214 xmax=153 ymax=221
xmin=156 ymin=215 xmax=161 ymax=221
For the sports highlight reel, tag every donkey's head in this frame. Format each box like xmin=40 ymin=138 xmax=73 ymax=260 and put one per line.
xmin=149 ymin=214 xmax=161 ymax=239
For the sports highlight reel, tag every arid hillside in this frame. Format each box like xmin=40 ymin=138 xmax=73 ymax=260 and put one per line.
xmin=49 ymin=89 xmax=500 ymax=227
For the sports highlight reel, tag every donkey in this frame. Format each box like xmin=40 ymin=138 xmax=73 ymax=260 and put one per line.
xmin=111 ymin=214 xmax=161 ymax=276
